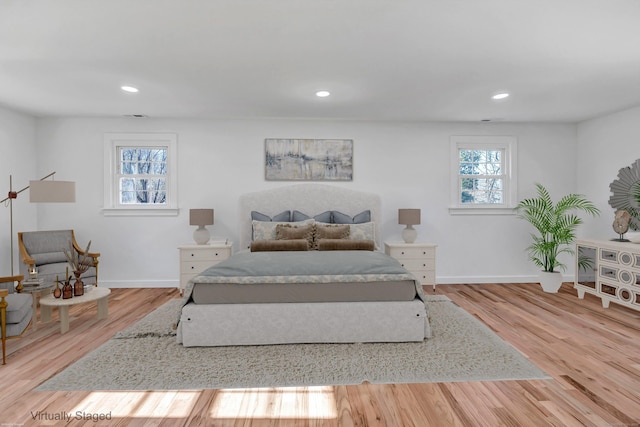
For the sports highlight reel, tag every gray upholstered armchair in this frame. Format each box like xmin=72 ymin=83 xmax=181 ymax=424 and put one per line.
xmin=17 ymin=230 xmax=100 ymax=287
xmin=1 ymin=275 xmax=33 ymax=364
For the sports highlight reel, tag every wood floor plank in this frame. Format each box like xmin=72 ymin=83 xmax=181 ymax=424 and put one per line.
xmin=2 ymin=283 xmax=640 ymax=426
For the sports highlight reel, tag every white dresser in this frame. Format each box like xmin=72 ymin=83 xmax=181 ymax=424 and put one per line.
xmin=575 ymin=239 xmax=640 ymax=312
xmin=178 ymin=241 xmax=233 ymax=294
xmin=384 ymin=242 xmax=437 ymax=290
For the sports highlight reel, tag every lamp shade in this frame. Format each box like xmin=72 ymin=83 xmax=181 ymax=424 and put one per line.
xmin=398 ymin=209 xmax=421 ymax=225
xmin=190 ymin=209 xmax=214 ymax=226
xmin=29 ymin=180 xmax=76 ymax=202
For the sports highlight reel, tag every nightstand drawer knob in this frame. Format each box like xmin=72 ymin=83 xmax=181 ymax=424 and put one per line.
xmin=401 ymin=251 xmax=405 ymax=255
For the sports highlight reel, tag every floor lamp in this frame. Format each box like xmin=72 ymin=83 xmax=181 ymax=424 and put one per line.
xmin=1 ymin=172 xmax=75 ymax=275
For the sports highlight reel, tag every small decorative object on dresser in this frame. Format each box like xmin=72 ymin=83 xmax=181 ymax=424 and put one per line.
xmin=398 ymin=209 xmax=421 ymax=243
xmin=190 ymin=209 xmax=215 ymax=245
xmin=385 ymin=241 xmax=436 ymax=290
xmin=178 ymin=241 xmax=232 ymax=294
xmin=575 ymin=239 xmax=640 ymax=312
xmin=612 ymin=209 xmax=632 ymax=242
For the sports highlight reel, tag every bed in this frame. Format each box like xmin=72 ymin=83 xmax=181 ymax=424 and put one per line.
xmin=176 ymin=184 xmax=431 ymax=347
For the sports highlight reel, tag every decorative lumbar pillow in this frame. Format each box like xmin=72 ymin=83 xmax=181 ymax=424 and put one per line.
xmin=292 ymin=210 xmax=332 ymax=223
xmin=251 ymin=210 xmax=291 ymax=222
xmin=250 ymin=239 xmax=309 ymax=252
xmin=349 ymin=222 xmax=376 ymax=243
xmin=252 ymin=218 xmax=314 ymax=241
xmin=317 ymin=239 xmax=375 ymax=251
xmin=315 ymin=224 xmax=350 ymax=240
xmin=332 ymin=210 xmax=371 ymax=224
xmin=275 ymin=223 xmax=315 ymax=249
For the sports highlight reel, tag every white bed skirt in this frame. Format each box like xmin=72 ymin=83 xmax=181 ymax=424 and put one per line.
xmin=177 ymin=299 xmax=429 ymax=347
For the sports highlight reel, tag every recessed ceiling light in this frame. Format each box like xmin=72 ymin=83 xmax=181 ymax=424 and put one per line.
xmin=121 ymin=86 xmax=139 ymax=93
xmin=492 ymin=92 xmax=509 ymax=100
xmin=315 ymin=90 xmax=330 ymax=98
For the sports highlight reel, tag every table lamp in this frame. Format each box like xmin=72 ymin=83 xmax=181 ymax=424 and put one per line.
xmin=398 ymin=208 xmax=420 ymax=243
xmin=190 ymin=209 xmax=214 ymax=245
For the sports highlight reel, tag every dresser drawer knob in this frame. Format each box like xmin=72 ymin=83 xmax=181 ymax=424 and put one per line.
xmin=401 ymin=251 xmax=405 ymax=255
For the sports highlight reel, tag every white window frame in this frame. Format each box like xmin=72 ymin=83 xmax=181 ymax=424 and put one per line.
xmin=449 ymin=135 xmax=517 ymax=215
xmin=103 ymin=133 xmax=178 ymax=216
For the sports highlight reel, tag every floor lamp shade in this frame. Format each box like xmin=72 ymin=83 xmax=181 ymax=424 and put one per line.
xmin=398 ymin=209 xmax=421 ymax=243
xmin=190 ymin=209 xmax=214 ymax=244
xmin=29 ymin=180 xmax=76 ymax=202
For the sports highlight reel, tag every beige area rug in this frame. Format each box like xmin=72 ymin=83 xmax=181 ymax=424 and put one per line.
xmin=36 ymin=296 xmax=549 ymax=391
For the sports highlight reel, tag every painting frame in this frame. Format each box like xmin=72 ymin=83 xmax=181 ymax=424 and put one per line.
xmin=265 ymin=138 xmax=353 ymax=181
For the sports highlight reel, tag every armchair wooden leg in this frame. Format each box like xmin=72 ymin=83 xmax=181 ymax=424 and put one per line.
xmin=1 ymin=295 xmax=7 ymax=365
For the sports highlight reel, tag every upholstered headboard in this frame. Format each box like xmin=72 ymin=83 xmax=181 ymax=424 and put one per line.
xmin=238 ymin=184 xmax=382 ymax=250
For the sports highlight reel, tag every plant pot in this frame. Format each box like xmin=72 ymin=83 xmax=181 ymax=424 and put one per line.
xmin=539 ymin=271 xmax=563 ymax=293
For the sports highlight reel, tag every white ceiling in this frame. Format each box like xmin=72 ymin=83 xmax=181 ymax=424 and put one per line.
xmin=1 ymin=0 xmax=639 ymax=123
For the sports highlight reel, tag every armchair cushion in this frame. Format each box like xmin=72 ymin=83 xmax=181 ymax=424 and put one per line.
xmin=32 ymin=251 xmax=68 ymax=265
xmin=4 ymin=293 xmax=32 ymax=326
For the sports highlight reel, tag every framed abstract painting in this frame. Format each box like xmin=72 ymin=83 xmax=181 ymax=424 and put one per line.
xmin=265 ymin=138 xmax=353 ymax=181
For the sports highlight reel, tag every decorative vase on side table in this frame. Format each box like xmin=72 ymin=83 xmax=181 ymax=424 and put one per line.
xmin=73 ymin=271 xmax=84 ymax=296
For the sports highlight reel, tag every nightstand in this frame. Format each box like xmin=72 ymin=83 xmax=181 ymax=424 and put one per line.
xmin=178 ymin=241 xmax=233 ymax=294
xmin=384 ymin=242 xmax=437 ymax=291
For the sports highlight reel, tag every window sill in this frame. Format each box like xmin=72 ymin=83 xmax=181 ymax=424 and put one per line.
xmin=102 ymin=207 xmax=179 ymax=217
xmin=449 ymin=206 xmax=516 ymax=216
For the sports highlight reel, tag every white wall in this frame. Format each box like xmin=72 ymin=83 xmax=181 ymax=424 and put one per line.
xmin=32 ymin=117 xmax=578 ymax=287
xmin=577 ymin=106 xmax=640 ymax=240
xmin=0 ymin=106 xmax=38 ymax=275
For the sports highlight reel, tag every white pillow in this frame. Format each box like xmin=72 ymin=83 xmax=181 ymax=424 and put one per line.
xmin=349 ymin=222 xmax=375 ymax=242
xmin=252 ymin=219 xmax=314 ymax=241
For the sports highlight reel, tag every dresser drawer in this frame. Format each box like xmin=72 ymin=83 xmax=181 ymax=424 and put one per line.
xmin=396 ymin=258 xmax=434 ymax=271
xmin=181 ymin=260 xmax=218 ymax=275
xmin=387 ymin=246 xmax=435 ymax=259
xmin=412 ymin=270 xmax=436 ymax=285
xmin=180 ymin=247 xmax=231 ymax=262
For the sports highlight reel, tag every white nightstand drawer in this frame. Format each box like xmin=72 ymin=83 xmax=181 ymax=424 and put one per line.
xmin=181 ymin=247 xmax=231 ymax=262
xmin=388 ymin=247 xmax=435 ymax=259
xmin=396 ymin=258 xmax=432 ymax=271
xmin=412 ymin=270 xmax=436 ymax=284
xmin=182 ymin=260 xmax=217 ymax=274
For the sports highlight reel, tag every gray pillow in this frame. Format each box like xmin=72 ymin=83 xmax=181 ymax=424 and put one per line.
xmin=332 ymin=210 xmax=371 ymax=224
xmin=251 ymin=210 xmax=291 ymax=222
xmin=292 ymin=210 xmax=332 ymax=223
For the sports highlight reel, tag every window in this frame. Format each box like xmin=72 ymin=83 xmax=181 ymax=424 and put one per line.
xmin=103 ymin=133 xmax=178 ymax=216
xmin=450 ymin=136 xmax=517 ymax=215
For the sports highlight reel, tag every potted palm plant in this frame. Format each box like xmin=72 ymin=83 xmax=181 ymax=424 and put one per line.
xmin=515 ymin=183 xmax=600 ymax=293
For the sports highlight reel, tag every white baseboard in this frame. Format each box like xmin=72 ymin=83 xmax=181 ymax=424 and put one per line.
xmin=99 ymin=280 xmax=179 ymax=289
xmin=436 ymin=274 xmax=575 ymax=284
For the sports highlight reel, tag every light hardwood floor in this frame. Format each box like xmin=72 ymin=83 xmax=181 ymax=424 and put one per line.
xmin=1 ymin=283 xmax=639 ymax=426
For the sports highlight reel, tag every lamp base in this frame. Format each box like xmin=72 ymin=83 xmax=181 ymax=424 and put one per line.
xmin=402 ymin=225 xmax=417 ymax=243
xmin=193 ymin=226 xmax=211 ymax=245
